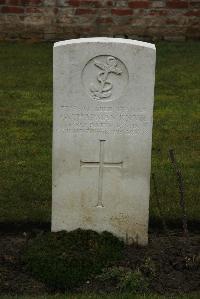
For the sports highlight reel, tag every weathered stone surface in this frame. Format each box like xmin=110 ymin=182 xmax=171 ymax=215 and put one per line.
xmin=52 ymin=37 xmax=156 ymax=245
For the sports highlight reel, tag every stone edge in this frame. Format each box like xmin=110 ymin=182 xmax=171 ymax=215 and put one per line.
xmin=54 ymin=37 xmax=156 ymax=50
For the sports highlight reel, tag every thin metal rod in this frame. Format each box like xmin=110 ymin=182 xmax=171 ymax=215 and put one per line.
xmin=169 ymin=148 xmax=188 ymax=238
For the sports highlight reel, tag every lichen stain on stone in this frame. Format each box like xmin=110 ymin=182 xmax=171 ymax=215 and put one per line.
xmin=110 ymin=213 xmax=129 ymax=230
xmin=80 ymin=191 xmax=94 ymax=226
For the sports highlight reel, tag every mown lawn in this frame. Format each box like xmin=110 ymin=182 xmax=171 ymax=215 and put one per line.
xmin=0 ymin=293 xmax=199 ymax=299
xmin=1 ymin=293 xmax=200 ymax=299
xmin=0 ymin=41 xmax=199 ymax=225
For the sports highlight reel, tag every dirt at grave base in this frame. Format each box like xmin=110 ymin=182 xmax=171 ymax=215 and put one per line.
xmin=0 ymin=230 xmax=199 ymax=296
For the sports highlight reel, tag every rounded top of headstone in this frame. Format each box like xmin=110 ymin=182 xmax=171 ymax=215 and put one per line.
xmin=54 ymin=37 xmax=156 ymax=51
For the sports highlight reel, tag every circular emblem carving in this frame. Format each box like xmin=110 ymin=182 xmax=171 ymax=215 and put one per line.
xmin=82 ymin=55 xmax=129 ymax=102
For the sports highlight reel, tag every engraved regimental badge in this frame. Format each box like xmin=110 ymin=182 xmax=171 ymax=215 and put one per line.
xmin=82 ymin=55 xmax=129 ymax=102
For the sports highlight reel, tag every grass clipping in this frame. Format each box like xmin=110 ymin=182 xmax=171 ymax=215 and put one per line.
xmin=23 ymin=229 xmax=124 ymax=290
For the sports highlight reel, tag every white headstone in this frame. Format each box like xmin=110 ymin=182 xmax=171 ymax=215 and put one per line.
xmin=52 ymin=37 xmax=156 ymax=245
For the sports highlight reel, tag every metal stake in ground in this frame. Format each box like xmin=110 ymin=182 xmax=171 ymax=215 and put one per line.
xmin=169 ymin=148 xmax=189 ymax=238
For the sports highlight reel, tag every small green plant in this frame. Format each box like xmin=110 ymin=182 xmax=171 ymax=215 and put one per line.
xmin=23 ymin=229 xmax=124 ymax=290
xmin=97 ymin=266 xmax=128 ymax=282
xmin=119 ymin=269 xmax=149 ymax=293
xmin=97 ymin=266 xmax=149 ymax=293
xmin=141 ymin=257 xmax=157 ymax=277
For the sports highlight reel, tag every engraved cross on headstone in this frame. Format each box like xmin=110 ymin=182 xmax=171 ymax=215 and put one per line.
xmin=80 ymin=140 xmax=123 ymax=208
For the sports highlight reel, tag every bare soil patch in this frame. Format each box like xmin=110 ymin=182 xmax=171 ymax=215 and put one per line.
xmin=0 ymin=230 xmax=199 ymax=296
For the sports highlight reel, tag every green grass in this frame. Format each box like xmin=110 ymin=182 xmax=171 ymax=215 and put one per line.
xmin=0 ymin=42 xmax=52 ymax=222
xmin=0 ymin=41 xmax=199 ymax=224
xmin=1 ymin=293 xmax=200 ymax=299
xmin=151 ymin=42 xmax=200 ymax=224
